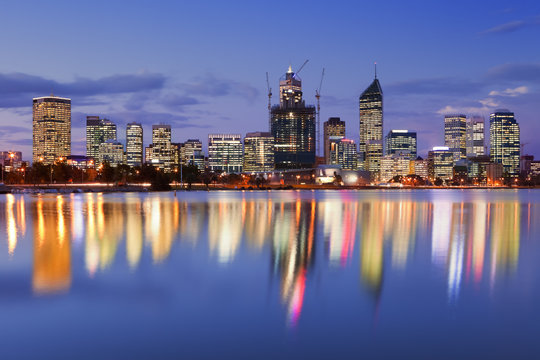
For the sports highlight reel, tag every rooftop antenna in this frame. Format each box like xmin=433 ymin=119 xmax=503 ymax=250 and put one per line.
xmin=266 ymin=72 xmax=272 ymax=131
xmin=374 ymin=62 xmax=377 ymax=79
xmin=315 ymin=68 xmax=325 ymax=157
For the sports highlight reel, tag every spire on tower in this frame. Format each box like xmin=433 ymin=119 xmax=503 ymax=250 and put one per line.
xmin=374 ymin=62 xmax=377 ymax=79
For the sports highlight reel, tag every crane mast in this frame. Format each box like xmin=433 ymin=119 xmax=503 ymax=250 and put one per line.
xmin=266 ymin=72 xmax=272 ymax=132
xmin=315 ymin=68 xmax=325 ymax=157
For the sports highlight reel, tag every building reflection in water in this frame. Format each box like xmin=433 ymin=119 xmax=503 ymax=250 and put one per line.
xmin=0 ymin=192 xmax=530 ymax=322
xmin=33 ymin=195 xmax=71 ymax=294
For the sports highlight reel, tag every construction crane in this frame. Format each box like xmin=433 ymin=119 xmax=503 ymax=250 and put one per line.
xmin=315 ymin=68 xmax=325 ymax=157
xmin=295 ymin=59 xmax=309 ymax=77
xmin=266 ymin=72 xmax=272 ymax=131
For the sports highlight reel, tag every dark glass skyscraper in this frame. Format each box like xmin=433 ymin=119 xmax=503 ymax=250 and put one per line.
xmin=323 ymin=117 xmax=345 ymax=164
xmin=359 ymin=75 xmax=383 ymax=177
xmin=271 ymin=66 xmax=316 ymax=169
xmin=490 ymin=110 xmax=520 ymax=177
xmin=385 ymin=130 xmax=417 ymax=159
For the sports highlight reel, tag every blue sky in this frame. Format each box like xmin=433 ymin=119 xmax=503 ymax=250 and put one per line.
xmin=0 ymin=0 xmax=539 ymax=158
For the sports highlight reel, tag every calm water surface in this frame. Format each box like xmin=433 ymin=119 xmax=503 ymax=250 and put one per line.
xmin=0 ymin=190 xmax=539 ymax=359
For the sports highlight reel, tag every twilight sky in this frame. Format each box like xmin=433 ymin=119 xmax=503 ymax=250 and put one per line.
xmin=0 ymin=0 xmax=539 ymax=159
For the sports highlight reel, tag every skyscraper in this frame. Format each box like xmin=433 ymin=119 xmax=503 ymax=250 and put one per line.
xmin=329 ymin=138 xmax=357 ymax=170
xmin=490 ymin=110 xmax=520 ymax=177
xmin=428 ymin=146 xmax=454 ymax=181
xmin=32 ymin=96 xmax=71 ymax=164
xmin=444 ymin=114 xmax=467 ymax=161
xmin=466 ymin=115 xmax=485 ymax=157
xmin=385 ymin=130 xmax=417 ymax=159
xmin=243 ymin=132 xmax=274 ymax=172
xmin=208 ymin=134 xmax=243 ymax=173
xmin=271 ymin=66 xmax=316 ymax=169
xmin=151 ymin=124 xmax=173 ymax=172
xmin=323 ymin=117 xmax=345 ymax=164
xmin=98 ymin=140 xmax=124 ymax=167
xmin=126 ymin=122 xmax=143 ymax=167
xmin=86 ymin=116 xmax=117 ymax=160
xmin=359 ymin=74 xmax=383 ymax=178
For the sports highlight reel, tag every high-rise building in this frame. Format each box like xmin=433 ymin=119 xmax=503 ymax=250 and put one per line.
xmin=126 ymin=122 xmax=143 ymax=167
xmin=86 ymin=117 xmax=117 ymax=160
xmin=329 ymin=137 xmax=357 ymax=170
xmin=428 ymin=146 xmax=454 ymax=181
xmin=380 ymin=154 xmax=412 ymax=182
xmin=413 ymin=157 xmax=429 ymax=179
xmin=466 ymin=116 xmax=485 ymax=157
xmin=490 ymin=110 xmax=520 ymax=177
xmin=243 ymin=132 xmax=274 ymax=172
xmin=150 ymin=125 xmax=173 ymax=172
xmin=444 ymin=114 xmax=467 ymax=161
xmin=359 ymin=74 xmax=383 ymax=177
xmin=271 ymin=66 xmax=316 ymax=169
xmin=32 ymin=96 xmax=71 ymax=165
xmin=323 ymin=117 xmax=345 ymax=164
xmin=385 ymin=130 xmax=417 ymax=159
xmin=208 ymin=134 xmax=243 ymax=173
xmin=98 ymin=140 xmax=124 ymax=167
xmin=181 ymin=139 xmax=205 ymax=170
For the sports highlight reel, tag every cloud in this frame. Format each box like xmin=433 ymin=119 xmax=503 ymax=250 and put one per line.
xmin=486 ymin=63 xmax=540 ymax=82
xmin=0 ymin=71 xmax=167 ymax=108
xmin=181 ymin=73 xmax=259 ymax=101
xmin=160 ymin=94 xmax=201 ymax=110
xmin=386 ymin=77 xmax=482 ymax=97
xmin=488 ymin=86 xmax=528 ymax=97
xmin=479 ymin=15 xmax=540 ymax=35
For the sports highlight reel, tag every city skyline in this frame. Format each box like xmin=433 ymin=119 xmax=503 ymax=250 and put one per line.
xmin=0 ymin=1 xmax=539 ymax=159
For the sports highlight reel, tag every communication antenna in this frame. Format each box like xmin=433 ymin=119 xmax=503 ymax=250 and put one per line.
xmin=266 ymin=72 xmax=272 ymax=131
xmin=315 ymin=68 xmax=325 ymax=157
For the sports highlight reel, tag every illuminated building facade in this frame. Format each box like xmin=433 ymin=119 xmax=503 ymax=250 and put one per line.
xmin=243 ymin=132 xmax=274 ymax=172
xmin=323 ymin=117 xmax=345 ymax=164
xmin=380 ymin=154 xmax=412 ymax=182
xmin=208 ymin=134 xmax=243 ymax=173
xmin=444 ymin=114 xmax=467 ymax=161
xmin=86 ymin=116 xmax=117 ymax=160
xmin=490 ymin=110 xmax=520 ymax=177
xmin=271 ymin=66 xmax=316 ymax=169
xmin=428 ymin=146 xmax=454 ymax=181
xmin=385 ymin=130 xmax=417 ymax=159
xmin=180 ymin=139 xmax=205 ymax=170
xmin=466 ymin=115 xmax=485 ymax=157
xmin=98 ymin=140 xmax=124 ymax=167
xmin=413 ymin=157 xmax=429 ymax=179
xmin=329 ymin=137 xmax=357 ymax=170
xmin=150 ymin=124 xmax=173 ymax=172
xmin=126 ymin=122 xmax=143 ymax=167
xmin=32 ymin=96 xmax=71 ymax=165
xmin=359 ymin=75 xmax=383 ymax=177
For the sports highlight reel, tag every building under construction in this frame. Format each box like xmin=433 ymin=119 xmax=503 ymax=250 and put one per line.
xmin=271 ymin=65 xmax=316 ymax=169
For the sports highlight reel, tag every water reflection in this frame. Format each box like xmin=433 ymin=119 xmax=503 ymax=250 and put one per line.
xmin=0 ymin=192 xmax=531 ymax=323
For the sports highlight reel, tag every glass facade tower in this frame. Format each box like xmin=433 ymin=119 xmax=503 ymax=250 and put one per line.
xmin=385 ymin=130 xmax=417 ymax=159
xmin=490 ymin=110 xmax=520 ymax=177
xmin=243 ymin=132 xmax=274 ymax=172
xmin=444 ymin=114 xmax=467 ymax=161
xmin=466 ymin=115 xmax=485 ymax=157
xmin=271 ymin=66 xmax=316 ymax=169
xmin=359 ymin=76 xmax=383 ymax=177
xmin=126 ymin=122 xmax=143 ymax=167
xmin=323 ymin=117 xmax=345 ymax=164
xmin=86 ymin=116 xmax=117 ymax=160
xmin=208 ymin=134 xmax=243 ymax=173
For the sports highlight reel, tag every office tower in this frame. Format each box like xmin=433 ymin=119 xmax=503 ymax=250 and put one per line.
xmin=323 ymin=117 xmax=345 ymax=164
xmin=413 ymin=157 xmax=429 ymax=179
xmin=428 ymin=146 xmax=454 ymax=181
xmin=181 ymin=139 xmax=205 ymax=170
xmin=444 ymin=114 xmax=467 ymax=161
xmin=126 ymin=122 xmax=143 ymax=167
xmin=271 ymin=66 xmax=316 ymax=169
xmin=385 ymin=130 xmax=417 ymax=159
xmin=490 ymin=110 xmax=520 ymax=177
xmin=32 ymin=95 xmax=71 ymax=164
xmin=98 ymin=140 xmax=124 ymax=167
xmin=466 ymin=116 xmax=485 ymax=157
xmin=359 ymin=74 xmax=383 ymax=177
xmin=208 ymin=134 xmax=243 ymax=173
xmin=243 ymin=132 xmax=275 ymax=172
xmin=150 ymin=125 xmax=173 ymax=172
xmin=329 ymin=137 xmax=357 ymax=170
xmin=380 ymin=154 xmax=412 ymax=182
xmin=86 ymin=116 xmax=117 ymax=160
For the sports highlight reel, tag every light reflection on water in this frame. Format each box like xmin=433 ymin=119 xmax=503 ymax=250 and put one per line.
xmin=0 ymin=190 xmax=538 ymax=358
